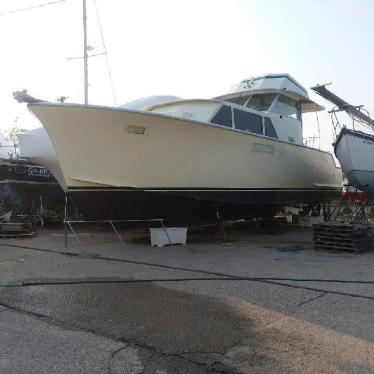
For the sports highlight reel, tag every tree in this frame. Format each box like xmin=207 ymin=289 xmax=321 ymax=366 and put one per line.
xmin=4 ymin=126 xmax=20 ymax=153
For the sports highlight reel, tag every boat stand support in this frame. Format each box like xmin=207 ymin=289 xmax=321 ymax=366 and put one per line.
xmin=329 ymin=192 xmax=374 ymax=224
xmin=63 ymin=218 xmax=168 ymax=251
xmin=62 ymin=193 xmax=171 ymax=250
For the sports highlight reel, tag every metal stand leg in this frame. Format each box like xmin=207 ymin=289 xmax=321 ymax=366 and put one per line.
xmin=87 ymin=223 xmax=96 ymax=241
xmin=109 ymin=220 xmax=127 ymax=250
xmin=40 ymin=195 xmax=44 ymax=228
xmin=64 ymin=222 xmax=68 ymax=248
xmin=160 ymin=219 xmax=172 ymax=246
xmin=219 ymin=220 xmax=228 ymax=242
xmin=64 ymin=194 xmax=68 ymax=248
xmin=62 ymin=218 xmax=165 ymax=251
xmin=67 ymin=222 xmax=82 ymax=245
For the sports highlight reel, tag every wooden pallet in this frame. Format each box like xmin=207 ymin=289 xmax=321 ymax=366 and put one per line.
xmin=0 ymin=222 xmax=34 ymax=238
xmin=0 ymin=231 xmax=36 ymax=238
xmin=313 ymin=222 xmax=373 ymax=253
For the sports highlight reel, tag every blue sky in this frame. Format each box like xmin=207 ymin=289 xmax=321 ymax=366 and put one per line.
xmin=0 ymin=0 xmax=373 ymax=151
xmin=240 ymin=0 xmax=373 ymax=99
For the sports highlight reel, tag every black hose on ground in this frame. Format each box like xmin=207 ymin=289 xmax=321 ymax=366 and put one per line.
xmin=1 ymin=242 xmax=374 ymax=301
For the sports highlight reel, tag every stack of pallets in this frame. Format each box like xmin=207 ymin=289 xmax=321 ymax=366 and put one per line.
xmin=0 ymin=222 xmax=35 ymax=238
xmin=313 ymin=222 xmax=373 ymax=253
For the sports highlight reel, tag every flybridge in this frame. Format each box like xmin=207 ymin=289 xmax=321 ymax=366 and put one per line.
xmin=215 ymin=74 xmax=323 ymax=114
xmin=228 ymin=74 xmax=309 ymax=97
xmin=311 ymin=84 xmax=374 ymax=128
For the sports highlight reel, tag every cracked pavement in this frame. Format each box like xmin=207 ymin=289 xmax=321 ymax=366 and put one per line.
xmin=1 ymin=226 xmax=374 ymax=373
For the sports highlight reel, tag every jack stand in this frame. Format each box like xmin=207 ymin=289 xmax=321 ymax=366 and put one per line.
xmin=218 ymin=220 xmax=228 ymax=242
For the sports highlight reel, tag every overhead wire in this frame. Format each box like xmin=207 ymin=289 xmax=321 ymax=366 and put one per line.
xmin=93 ymin=0 xmax=117 ymax=105
xmin=2 ymin=0 xmax=117 ymax=105
xmin=0 ymin=0 xmax=68 ymax=16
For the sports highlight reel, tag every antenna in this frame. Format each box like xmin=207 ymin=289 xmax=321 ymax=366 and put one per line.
xmin=83 ymin=0 xmax=88 ymax=105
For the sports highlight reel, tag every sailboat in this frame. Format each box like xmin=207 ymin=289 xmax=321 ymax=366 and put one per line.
xmin=0 ymin=129 xmax=56 ymax=186
xmin=0 ymin=129 xmax=61 ymax=219
xmin=312 ymin=84 xmax=374 ymax=192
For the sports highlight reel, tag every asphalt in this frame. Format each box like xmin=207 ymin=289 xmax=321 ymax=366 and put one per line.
xmin=1 ymin=224 xmax=374 ymax=373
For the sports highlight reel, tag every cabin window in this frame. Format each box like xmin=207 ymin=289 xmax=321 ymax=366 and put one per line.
xmin=271 ymin=94 xmax=301 ymax=120
xmin=210 ymin=105 xmax=232 ymax=127
xmin=225 ymin=96 xmax=249 ymax=106
xmin=264 ymin=118 xmax=278 ymax=138
xmin=245 ymin=93 xmax=277 ymax=111
xmin=233 ymin=109 xmax=263 ymax=134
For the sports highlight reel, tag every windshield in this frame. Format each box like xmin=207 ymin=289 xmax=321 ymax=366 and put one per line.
xmin=226 ymin=93 xmax=276 ymax=112
xmin=270 ymin=94 xmax=301 ymax=120
xmin=225 ymin=96 xmax=249 ymax=106
xmin=245 ymin=93 xmax=277 ymax=111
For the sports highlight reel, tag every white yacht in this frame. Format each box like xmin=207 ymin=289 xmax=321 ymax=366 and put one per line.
xmin=17 ymin=127 xmax=66 ymax=189
xmin=0 ymin=131 xmax=55 ymax=185
xmin=312 ymin=84 xmax=374 ymax=192
xmin=18 ymin=74 xmax=341 ymax=222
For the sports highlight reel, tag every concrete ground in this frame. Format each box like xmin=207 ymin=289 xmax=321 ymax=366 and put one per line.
xmin=1 ymin=223 xmax=374 ymax=373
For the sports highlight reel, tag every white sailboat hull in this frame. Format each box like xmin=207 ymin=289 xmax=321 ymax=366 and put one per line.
xmin=17 ymin=127 xmax=67 ymax=191
xmin=335 ymin=128 xmax=374 ymax=192
xmin=28 ymin=103 xmax=341 ymax=221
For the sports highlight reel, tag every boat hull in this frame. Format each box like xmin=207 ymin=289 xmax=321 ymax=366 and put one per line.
xmin=0 ymin=159 xmax=64 ymax=215
xmin=68 ymin=187 xmax=339 ymax=222
xmin=17 ymin=127 xmax=67 ymax=191
xmin=28 ymin=103 xmax=342 ymax=222
xmin=335 ymin=128 xmax=374 ymax=192
xmin=0 ymin=159 xmax=57 ymax=185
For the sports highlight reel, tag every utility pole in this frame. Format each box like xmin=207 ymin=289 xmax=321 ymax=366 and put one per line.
xmin=83 ymin=0 xmax=88 ymax=105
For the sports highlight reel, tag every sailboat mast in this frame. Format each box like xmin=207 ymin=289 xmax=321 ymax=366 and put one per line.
xmin=83 ymin=0 xmax=88 ymax=105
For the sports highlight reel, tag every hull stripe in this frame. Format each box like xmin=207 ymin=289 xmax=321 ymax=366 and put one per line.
xmin=68 ymin=187 xmax=341 ymax=192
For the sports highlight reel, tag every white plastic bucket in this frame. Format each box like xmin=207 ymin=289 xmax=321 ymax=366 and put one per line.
xmin=150 ymin=227 xmax=187 ymax=247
